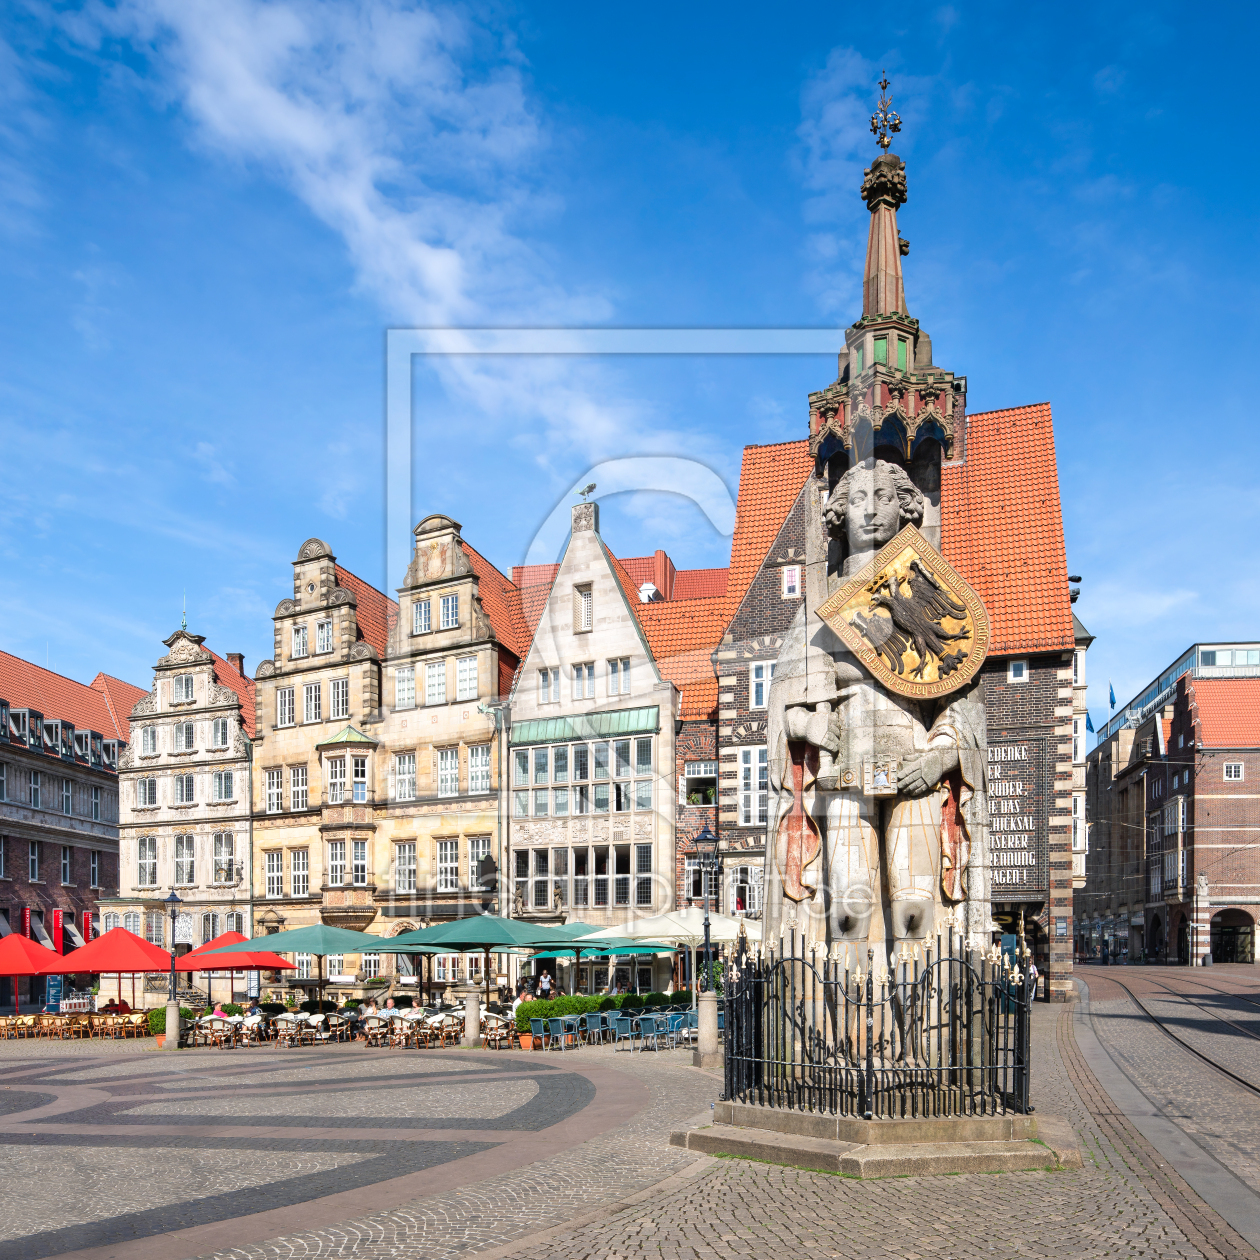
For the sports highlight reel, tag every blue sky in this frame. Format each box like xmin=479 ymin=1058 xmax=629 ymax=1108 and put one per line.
xmin=1 ymin=1 xmax=1257 ymax=734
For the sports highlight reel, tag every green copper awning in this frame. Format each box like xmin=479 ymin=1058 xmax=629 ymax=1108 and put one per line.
xmin=315 ymin=725 xmax=378 ymax=749
xmin=509 ymin=706 xmax=660 ymax=746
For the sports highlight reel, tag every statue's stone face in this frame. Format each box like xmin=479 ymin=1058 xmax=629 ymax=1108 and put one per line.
xmin=844 ymin=468 xmax=901 ymax=550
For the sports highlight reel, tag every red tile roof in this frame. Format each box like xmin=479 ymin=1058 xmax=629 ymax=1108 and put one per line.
xmin=511 ymin=564 xmax=560 ymax=637
xmin=637 ymin=598 xmax=728 ymax=719
xmin=90 ymin=673 xmax=150 ymax=742
xmin=674 ymin=568 xmax=728 ymax=600
xmin=0 ymin=652 xmax=144 ymax=743
xmin=461 ymin=541 xmax=529 ymax=660
xmin=1189 ymin=678 xmax=1260 ymax=748
xmin=942 ymin=403 xmax=1074 ymax=655
xmin=724 ymin=440 xmax=814 ymax=621
xmin=334 ymin=565 xmax=397 ymax=657
xmin=207 ymin=651 xmax=257 ymax=738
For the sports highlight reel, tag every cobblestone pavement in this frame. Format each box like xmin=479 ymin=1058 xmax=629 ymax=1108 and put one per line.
xmin=8 ymin=975 xmax=1260 ymax=1260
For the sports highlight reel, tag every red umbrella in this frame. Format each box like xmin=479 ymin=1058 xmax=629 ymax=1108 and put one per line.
xmin=175 ymin=932 xmax=294 ymax=1005
xmin=0 ymin=933 xmax=61 ymax=1014
xmin=40 ymin=926 xmax=172 ymax=1014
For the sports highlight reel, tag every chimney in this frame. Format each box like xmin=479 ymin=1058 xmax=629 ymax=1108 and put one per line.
xmin=226 ymin=652 xmax=245 ymax=676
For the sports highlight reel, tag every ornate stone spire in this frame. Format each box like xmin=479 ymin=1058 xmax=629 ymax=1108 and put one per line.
xmin=861 ymin=153 xmax=908 ymax=318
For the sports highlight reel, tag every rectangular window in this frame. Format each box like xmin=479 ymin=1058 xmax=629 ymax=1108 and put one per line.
xmin=551 ymin=847 xmax=569 ymax=908
xmin=137 ymin=836 xmax=156 ymax=887
xmin=573 ymin=744 xmax=589 ymax=781
xmin=304 ymin=683 xmax=322 ymax=723
xmin=896 ymin=336 xmax=908 ymax=371
xmin=266 ymin=768 xmax=284 ymax=812
xmin=425 ymin=662 xmax=447 ymax=706
xmin=90 ymin=849 xmax=100 ymax=887
xmin=635 ymin=737 xmax=652 ymax=776
xmin=553 ymin=745 xmax=569 ymax=784
xmin=396 ymin=753 xmax=416 ymax=801
xmin=634 ymin=779 xmax=652 ymax=810
xmin=290 ymin=848 xmax=308 ymax=896
xmin=469 ymin=745 xmax=491 ymax=794
xmin=593 ymin=742 xmax=609 ymax=780
xmin=396 ymin=842 xmax=416 ymax=893
xmin=686 ymin=857 xmax=719 ymax=902
xmin=277 ymin=687 xmax=295 ymax=727
xmin=360 ymin=952 xmax=380 ymax=978
xmin=61 ymin=845 xmax=72 ymax=884
xmin=175 ymin=834 xmax=195 ymax=885
xmin=172 ymin=674 xmax=194 ymax=702
xmin=751 ymin=662 xmax=776 ymax=709
xmin=316 ymin=620 xmax=333 ymax=653
xmin=1225 ymin=762 xmax=1244 ymax=782
xmin=538 ymin=668 xmax=560 ymax=703
xmin=145 ymin=911 xmax=164 ymax=946
xmin=1073 ymin=650 xmax=1083 ymax=685
xmin=290 ymin=766 xmax=308 ymax=810
xmin=572 ymin=662 xmax=595 ymax=699
xmin=438 ymin=839 xmax=459 ymax=891
xmin=1072 ymin=796 xmax=1086 ymax=852
xmin=413 ymin=599 xmax=431 ymax=634
xmin=438 ymin=748 xmax=459 ymax=797
xmin=554 ymin=787 xmax=569 ymax=815
xmin=174 ymin=773 xmax=195 ymax=804
xmin=141 ymin=726 xmax=157 ymax=754
xmin=267 ymin=846 xmax=284 ymax=897
xmin=173 ymin=722 xmax=195 ymax=751
xmin=614 ymin=739 xmax=631 ymax=779
xmin=440 ymin=594 xmax=459 ymax=630
xmin=635 ymin=844 xmax=653 ymax=907
xmin=534 ymin=787 xmax=549 ymax=817
xmin=327 ymin=757 xmax=345 ymax=804
xmin=469 ymin=836 xmax=491 ymax=889
xmin=608 ymin=657 xmax=630 ymax=696
xmin=781 ymin=566 xmax=800 ymax=598
xmin=514 ymin=789 xmax=529 ymax=818
xmin=514 ymin=748 xmax=529 ymax=786
xmin=62 ymin=778 xmax=72 ymax=815
xmin=456 ymin=655 xmax=477 ymax=700
xmin=533 ymin=848 xmax=549 ymax=908
xmin=201 ymin=912 xmax=218 ymax=946
xmin=614 ymin=781 xmax=631 ymax=812
xmin=593 ymin=782 xmax=609 ymax=813
xmin=534 ymin=747 xmax=549 ymax=785
xmin=573 ymin=848 xmax=588 ymax=907
xmin=352 ymin=839 xmax=367 ymax=886
xmin=1073 ymin=718 xmax=1082 ymax=764
xmin=0 ymin=762 xmax=7 ymax=802
xmin=873 ymin=335 xmax=887 ymax=364
xmin=614 ymin=847 xmax=630 ymax=906
xmin=213 ymin=833 xmax=234 ymax=882
xmin=740 ymin=747 xmax=769 ymax=825
xmin=574 ymin=585 xmax=593 ymax=632
xmin=352 ymin=756 xmax=368 ymax=802
xmin=327 ymin=840 xmax=345 ymax=887
xmin=212 ymin=717 xmax=230 ymax=747
xmin=1007 ymin=660 xmax=1027 ymax=684
xmin=292 ymin=625 xmax=308 ymax=658
xmin=29 ymin=770 xmax=40 ymax=809
xmin=212 ymin=770 xmax=234 ymax=801
xmin=296 ymin=953 xmax=311 ymax=979
xmin=331 ymin=678 xmax=349 ymax=719
xmin=574 ymin=783 xmax=590 ymax=814
xmin=396 ymin=666 xmax=415 ymax=709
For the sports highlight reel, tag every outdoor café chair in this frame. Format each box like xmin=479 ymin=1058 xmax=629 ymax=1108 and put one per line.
xmin=360 ymin=1015 xmax=390 ymax=1047
xmin=610 ymin=1013 xmax=636 ymax=1049
xmin=581 ymin=1012 xmax=604 ymax=1045
xmin=127 ymin=1013 xmax=149 ymax=1039
xmin=204 ymin=1016 xmax=237 ymax=1048
xmin=273 ymin=1014 xmax=304 ymax=1048
xmin=324 ymin=1013 xmax=350 ymax=1043
xmin=528 ymin=1017 xmax=551 ymax=1050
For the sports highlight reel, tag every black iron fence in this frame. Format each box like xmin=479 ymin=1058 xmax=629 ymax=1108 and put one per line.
xmin=724 ymin=925 xmax=1032 ymax=1119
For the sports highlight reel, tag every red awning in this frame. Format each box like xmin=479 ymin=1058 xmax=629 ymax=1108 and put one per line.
xmin=42 ymin=926 xmax=172 ymax=974
xmin=0 ymin=933 xmax=61 ymax=976
xmin=175 ymin=932 xmax=294 ymax=972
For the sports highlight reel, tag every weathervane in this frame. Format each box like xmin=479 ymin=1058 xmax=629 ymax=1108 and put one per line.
xmin=870 ymin=72 xmax=902 ymax=152
xmin=578 ymin=482 xmax=596 ymax=501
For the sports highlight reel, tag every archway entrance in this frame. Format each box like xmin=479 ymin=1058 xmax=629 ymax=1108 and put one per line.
xmin=1211 ymin=909 xmax=1256 ymax=963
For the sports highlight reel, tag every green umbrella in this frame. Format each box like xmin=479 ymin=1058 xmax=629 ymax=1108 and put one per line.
xmin=390 ymin=917 xmax=574 ymax=1003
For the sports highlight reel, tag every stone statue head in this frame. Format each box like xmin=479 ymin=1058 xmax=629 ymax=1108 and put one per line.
xmin=824 ymin=458 xmax=923 ymax=552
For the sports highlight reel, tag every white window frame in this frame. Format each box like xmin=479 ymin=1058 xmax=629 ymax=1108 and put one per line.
xmin=277 ymin=687 xmax=295 ymax=727
xmin=437 ymin=839 xmax=459 ymax=891
xmin=327 ymin=757 xmax=346 ymax=804
xmin=174 ymin=833 xmax=195 ymax=886
xmin=352 ymin=755 xmax=368 ymax=802
xmin=574 ymin=585 xmax=593 ymax=633
xmin=141 ymin=726 xmax=157 ymax=754
xmin=396 ymin=752 xmax=417 ymax=801
xmin=266 ymin=768 xmax=284 ymax=813
xmin=1007 ymin=659 xmax=1028 ymax=684
xmin=438 ymin=748 xmax=459 ymax=798
xmin=61 ymin=845 xmax=72 ymax=885
xmin=396 ymin=665 xmax=416 ymax=709
xmin=137 ymin=776 xmax=157 ymax=807
xmin=1072 ymin=794 xmax=1086 ymax=852
xmin=413 ymin=599 xmax=431 ymax=635
xmin=352 ymin=839 xmax=367 ymax=886
xmin=212 ymin=770 xmax=234 ymax=802
xmin=538 ymin=668 xmax=559 ymax=704
xmin=440 ymin=594 xmax=459 ymax=630
xmin=395 ymin=842 xmax=417 ymax=893
xmin=173 ymin=721 xmax=195 ymax=752
xmin=327 ymin=840 xmax=345 ymax=887
xmin=303 ymin=683 xmax=322 ymax=723
xmin=174 ymin=773 xmax=195 ymax=804
xmin=316 ymin=619 xmax=334 ymax=654
xmin=265 ymin=850 xmax=283 ymax=898
xmin=1073 ymin=718 xmax=1083 ymax=764
xmin=291 ymin=847 xmax=309 ymax=896
xmin=1225 ymin=762 xmax=1244 ymax=782
xmin=456 ymin=655 xmax=477 ymax=701
xmin=468 ymin=744 xmax=491 ymax=795
xmin=468 ymin=835 xmax=491 ymax=889
xmin=29 ymin=770 xmax=40 ymax=810
xmin=211 ymin=717 xmax=230 ymax=748
xmin=290 ymin=765 xmax=309 ymax=810
xmin=572 ymin=662 xmax=594 ymax=699
xmin=740 ymin=746 xmax=769 ymax=826
xmin=61 ymin=778 xmax=72 ymax=815
xmin=425 ymin=661 xmax=447 ymax=706
xmin=213 ymin=832 xmax=234 ymax=883
xmin=172 ymin=674 xmax=194 ymax=702
xmin=137 ymin=835 xmax=157 ymax=887
xmin=750 ymin=661 xmax=776 ymax=709
xmin=292 ymin=625 xmax=308 ymax=658
xmin=90 ymin=849 xmax=100 ymax=887
xmin=608 ymin=657 xmax=630 ymax=697
xmin=331 ymin=677 xmax=350 ymax=719
xmin=781 ymin=565 xmax=801 ymax=598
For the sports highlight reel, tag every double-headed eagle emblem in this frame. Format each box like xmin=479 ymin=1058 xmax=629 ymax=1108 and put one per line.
xmin=817 ymin=525 xmax=990 ymax=699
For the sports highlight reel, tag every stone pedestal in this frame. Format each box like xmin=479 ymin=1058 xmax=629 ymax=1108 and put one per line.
xmin=164 ymin=1000 xmax=181 ymax=1051
xmin=692 ymin=989 xmax=721 ymax=1070
xmin=457 ymin=984 xmax=480 ymax=1047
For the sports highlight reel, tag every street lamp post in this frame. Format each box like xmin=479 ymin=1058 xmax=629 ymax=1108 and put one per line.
xmin=163 ymin=890 xmax=181 ymax=1051
xmin=694 ymin=823 xmax=720 ymax=993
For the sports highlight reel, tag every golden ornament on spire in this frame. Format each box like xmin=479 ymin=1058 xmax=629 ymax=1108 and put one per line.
xmin=870 ymin=72 xmax=902 ymax=152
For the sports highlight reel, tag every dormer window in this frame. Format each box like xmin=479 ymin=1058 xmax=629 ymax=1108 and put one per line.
xmin=413 ymin=599 xmax=431 ymax=635
xmin=440 ymin=594 xmax=459 ymax=630
xmin=172 ymin=675 xmax=194 ymax=703
xmin=316 ymin=620 xmax=334 ymax=654
xmin=292 ymin=625 xmax=309 ymax=658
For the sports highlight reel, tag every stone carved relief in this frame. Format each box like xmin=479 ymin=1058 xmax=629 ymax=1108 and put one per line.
xmin=275 ymin=599 xmax=296 ymax=617
xmin=329 ymin=587 xmax=353 ymax=606
xmin=297 ymin=538 xmax=332 ymax=561
xmin=255 ymin=660 xmax=276 ymax=678
xmin=349 ymin=642 xmax=377 ymax=660
xmin=130 ymin=690 xmax=158 ymax=716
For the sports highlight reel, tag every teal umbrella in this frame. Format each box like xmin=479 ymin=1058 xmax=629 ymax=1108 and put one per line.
xmin=204 ymin=925 xmax=403 ymax=1003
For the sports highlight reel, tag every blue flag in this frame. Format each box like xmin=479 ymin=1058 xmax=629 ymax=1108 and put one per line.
xmin=1086 ymin=711 xmax=1095 ymax=733
xmin=1109 ymin=681 xmax=1116 ymax=709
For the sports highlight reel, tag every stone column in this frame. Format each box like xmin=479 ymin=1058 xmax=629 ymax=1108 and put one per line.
xmin=693 ymin=989 xmax=720 ymax=1069
xmin=462 ymin=986 xmax=481 ymax=1048
xmin=165 ymin=999 xmax=181 ymax=1051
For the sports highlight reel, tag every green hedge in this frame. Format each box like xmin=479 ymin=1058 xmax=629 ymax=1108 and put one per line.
xmin=147 ymin=1006 xmax=194 ymax=1036
xmin=514 ymin=991 xmax=691 ymax=1032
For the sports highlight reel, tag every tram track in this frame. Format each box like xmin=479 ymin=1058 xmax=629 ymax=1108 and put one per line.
xmin=1100 ymin=971 xmax=1260 ymax=1099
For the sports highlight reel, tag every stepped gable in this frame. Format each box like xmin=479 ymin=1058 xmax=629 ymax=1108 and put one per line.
xmin=1189 ymin=677 xmax=1260 ymax=747
xmin=1 ymin=653 xmax=144 ymax=742
xmin=941 ymin=402 xmax=1074 ymax=655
